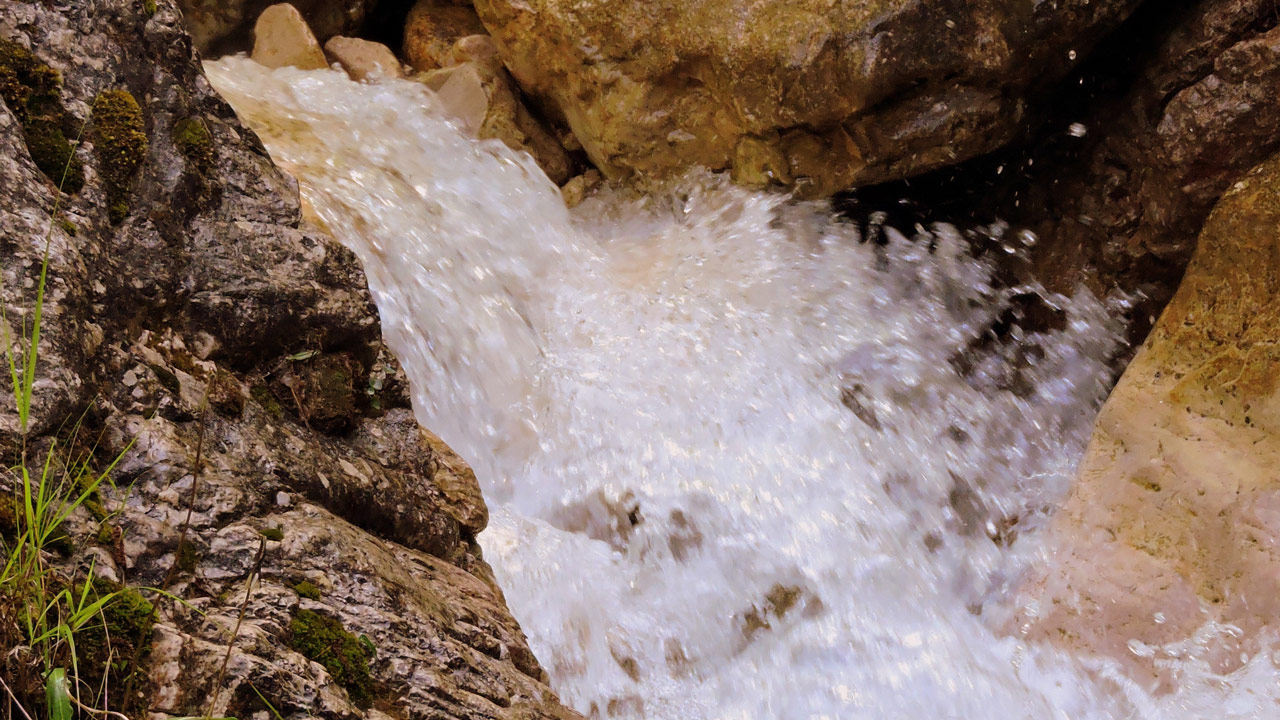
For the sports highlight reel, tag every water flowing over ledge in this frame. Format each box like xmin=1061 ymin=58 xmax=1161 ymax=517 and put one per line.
xmin=205 ymin=58 xmax=1280 ymax=719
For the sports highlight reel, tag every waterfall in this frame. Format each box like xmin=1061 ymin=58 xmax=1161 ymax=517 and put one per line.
xmin=205 ymin=58 xmax=1280 ymax=719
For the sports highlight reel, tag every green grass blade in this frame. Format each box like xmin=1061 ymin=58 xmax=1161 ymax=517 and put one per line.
xmin=45 ymin=668 xmax=72 ymax=720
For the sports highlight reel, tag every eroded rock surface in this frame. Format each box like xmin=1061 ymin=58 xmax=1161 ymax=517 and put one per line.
xmin=1015 ymin=152 xmax=1280 ymax=686
xmin=0 ymin=1 xmax=577 ymax=717
xmin=473 ymin=0 xmax=1143 ymax=196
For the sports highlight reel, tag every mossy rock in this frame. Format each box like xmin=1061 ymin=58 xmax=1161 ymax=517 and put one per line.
xmin=287 ymin=609 xmax=375 ymax=709
xmin=91 ymin=89 xmax=148 ymax=224
xmin=77 ymin=579 xmax=155 ymax=711
xmin=251 ymin=384 xmax=285 ymax=419
xmin=293 ymin=580 xmax=322 ymax=600
xmin=176 ymin=537 xmax=199 ymax=573
xmin=0 ymin=38 xmax=85 ymax=192
xmin=173 ymin=116 xmax=212 ymax=167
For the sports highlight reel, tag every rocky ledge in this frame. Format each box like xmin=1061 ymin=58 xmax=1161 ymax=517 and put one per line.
xmin=0 ymin=1 xmax=577 ymax=718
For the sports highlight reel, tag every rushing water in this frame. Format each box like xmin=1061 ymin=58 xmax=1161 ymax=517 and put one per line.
xmin=206 ymin=59 xmax=1280 ymax=719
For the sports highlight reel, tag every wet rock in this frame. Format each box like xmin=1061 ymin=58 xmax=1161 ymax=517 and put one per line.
xmin=251 ymin=3 xmax=328 ymax=71
xmin=560 ymin=169 xmax=602 ymax=208
xmin=402 ymin=0 xmax=486 ymax=72
xmin=474 ymin=0 xmax=1142 ymax=196
xmin=0 ymin=1 xmax=578 ymax=717
xmin=1016 ymin=152 xmax=1280 ymax=687
xmin=179 ymin=0 xmax=375 ymax=56
xmin=324 ymin=36 xmax=403 ymax=82
xmin=417 ymin=61 xmax=575 ymax=184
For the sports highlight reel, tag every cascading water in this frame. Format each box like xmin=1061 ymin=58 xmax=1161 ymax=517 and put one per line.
xmin=205 ymin=59 xmax=1280 ymax=719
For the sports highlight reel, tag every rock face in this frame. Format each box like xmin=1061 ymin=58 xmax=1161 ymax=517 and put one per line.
xmin=179 ymin=0 xmax=375 ymax=56
xmin=1015 ymin=152 xmax=1280 ymax=686
xmin=0 ymin=1 xmax=577 ymax=718
xmin=472 ymin=0 xmax=1142 ymax=195
xmin=1011 ymin=0 xmax=1280 ymax=342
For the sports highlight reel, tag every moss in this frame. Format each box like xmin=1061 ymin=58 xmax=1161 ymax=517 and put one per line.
xmin=293 ymin=580 xmax=321 ymax=600
xmin=251 ymin=384 xmax=285 ymax=419
xmin=143 ymin=0 xmax=157 ymax=16
xmin=91 ymin=89 xmax=147 ymax=224
xmin=0 ymin=499 xmax=16 ymax=541
xmin=172 ymin=116 xmax=212 ymax=166
xmin=57 ymin=216 xmax=76 ymax=236
xmin=176 ymin=537 xmax=199 ymax=573
xmin=0 ymin=38 xmax=85 ymax=192
xmin=259 ymin=526 xmax=284 ymax=541
xmin=147 ymin=362 xmax=181 ymax=394
xmin=287 ymin=609 xmax=375 ymax=709
xmin=96 ymin=522 xmax=116 ymax=546
xmin=45 ymin=529 xmax=75 ymax=556
xmin=78 ymin=579 xmax=155 ymax=711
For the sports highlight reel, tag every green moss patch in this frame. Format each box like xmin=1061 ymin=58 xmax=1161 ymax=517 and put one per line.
xmin=287 ymin=609 xmax=375 ymax=709
xmin=173 ymin=116 xmax=212 ymax=166
xmin=0 ymin=38 xmax=85 ymax=192
xmin=259 ymin=525 xmax=284 ymax=541
xmin=78 ymin=579 xmax=155 ymax=710
xmin=293 ymin=580 xmax=322 ymax=600
xmin=91 ymin=89 xmax=147 ymax=224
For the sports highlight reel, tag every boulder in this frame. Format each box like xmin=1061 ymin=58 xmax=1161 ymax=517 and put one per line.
xmin=178 ymin=0 xmax=374 ymax=56
xmin=1015 ymin=152 xmax=1280 ymax=686
xmin=251 ymin=3 xmax=328 ymax=71
xmin=0 ymin=1 xmax=579 ymax=717
xmin=324 ymin=35 xmax=403 ymax=81
xmin=402 ymin=0 xmax=486 ymax=72
xmin=473 ymin=0 xmax=1143 ymax=195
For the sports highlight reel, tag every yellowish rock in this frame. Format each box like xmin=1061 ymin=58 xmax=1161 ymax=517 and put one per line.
xmin=1017 ymin=153 xmax=1280 ymax=685
xmin=402 ymin=0 xmax=486 ymax=72
xmin=473 ymin=0 xmax=1136 ymax=196
xmin=560 ymin=170 xmax=602 ymax=208
xmin=324 ymin=36 xmax=403 ymax=82
xmin=250 ymin=3 xmax=328 ymax=71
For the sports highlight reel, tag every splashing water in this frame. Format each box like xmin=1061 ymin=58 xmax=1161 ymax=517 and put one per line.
xmin=206 ymin=59 xmax=1280 ymax=719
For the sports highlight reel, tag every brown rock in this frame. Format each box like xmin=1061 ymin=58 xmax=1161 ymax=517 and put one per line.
xmin=561 ymin=169 xmax=602 ymax=208
xmin=473 ymin=0 xmax=1142 ymax=195
xmin=251 ymin=3 xmax=328 ymax=71
xmin=1010 ymin=1 xmax=1280 ymax=343
xmin=1016 ymin=152 xmax=1280 ymax=687
xmin=178 ymin=0 xmax=374 ymax=56
xmin=323 ymin=35 xmax=403 ymax=82
xmin=424 ymin=61 xmax=490 ymax=133
xmin=449 ymin=33 xmax=501 ymax=71
xmin=402 ymin=0 xmax=486 ymax=72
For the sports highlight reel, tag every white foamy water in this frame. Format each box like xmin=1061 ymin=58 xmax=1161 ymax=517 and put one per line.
xmin=206 ymin=59 xmax=1280 ymax=719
